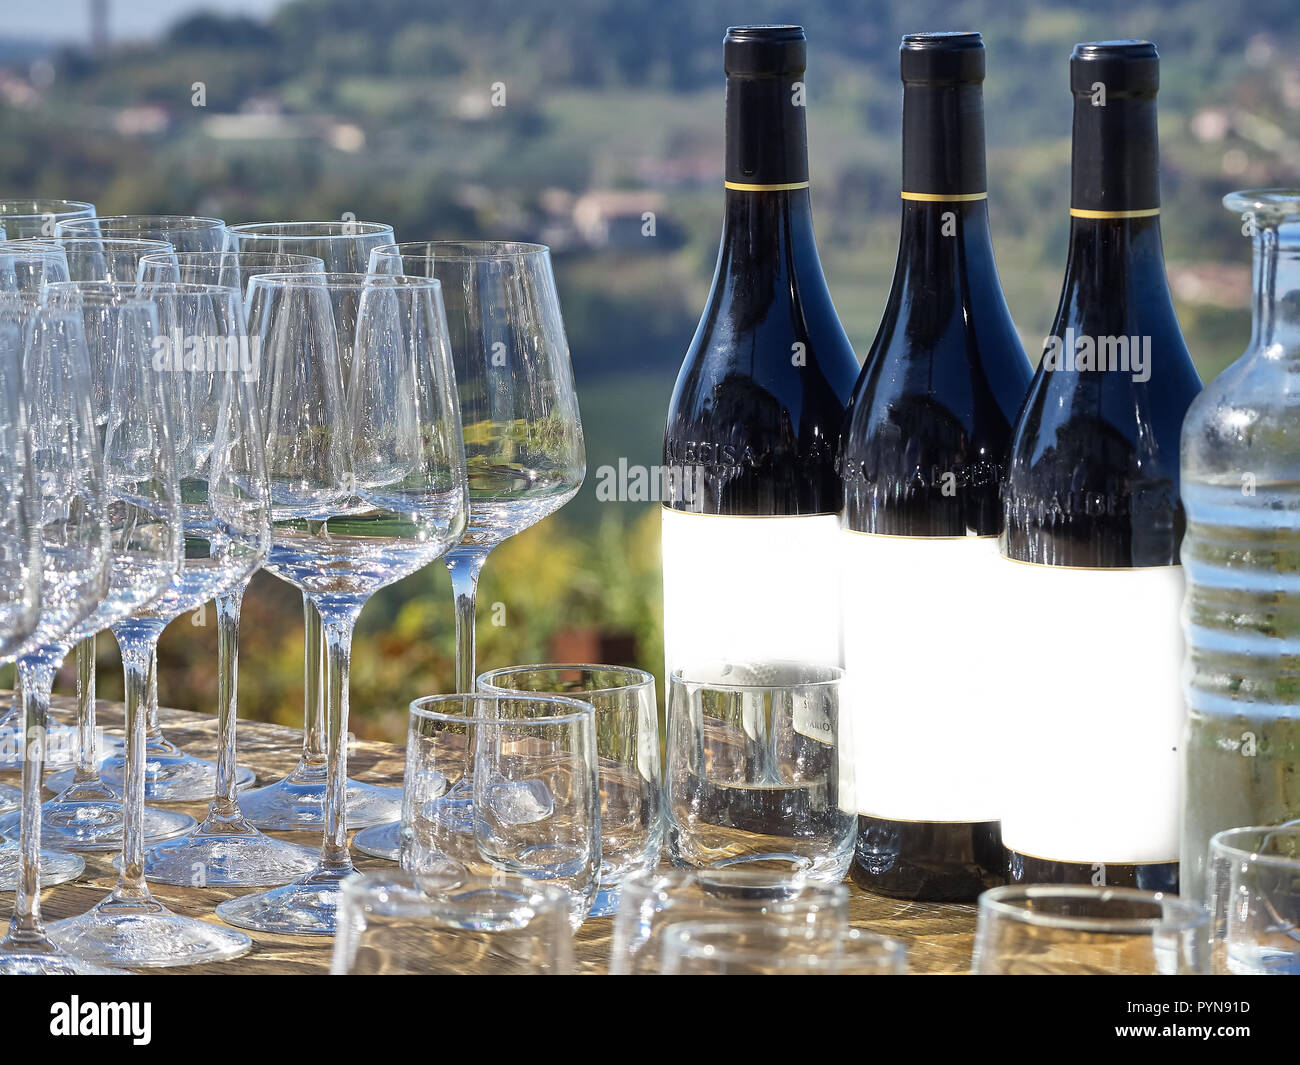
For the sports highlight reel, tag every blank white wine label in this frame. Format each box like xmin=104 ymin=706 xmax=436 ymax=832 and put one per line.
xmin=661 ymin=510 xmax=843 ymax=682
xmin=841 ymin=532 xmax=1007 ymax=822
xmin=998 ymin=560 xmax=1184 ymax=864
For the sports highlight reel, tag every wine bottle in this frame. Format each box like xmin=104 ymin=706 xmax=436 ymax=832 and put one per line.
xmin=1000 ymin=41 xmax=1202 ymax=891
xmin=662 ymin=25 xmax=859 ymax=681
xmin=840 ymin=32 xmax=1032 ymax=902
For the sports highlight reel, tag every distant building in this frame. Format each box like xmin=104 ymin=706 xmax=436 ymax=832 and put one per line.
xmin=572 ymin=190 xmax=667 ymax=248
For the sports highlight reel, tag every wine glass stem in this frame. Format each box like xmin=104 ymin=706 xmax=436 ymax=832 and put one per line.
xmin=212 ymin=586 xmax=246 ymax=817
xmin=302 ymin=595 xmax=326 ymax=766
xmin=73 ymin=634 xmax=99 ymax=784
xmin=318 ymin=603 xmax=362 ymax=872
xmin=447 ymin=546 xmax=490 ymax=693
xmin=111 ymin=625 xmax=163 ymax=904
xmin=5 ymin=654 xmax=57 ymax=944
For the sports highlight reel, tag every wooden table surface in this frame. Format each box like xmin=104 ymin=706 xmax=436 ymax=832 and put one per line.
xmin=0 ymin=697 xmax=977 ymax=974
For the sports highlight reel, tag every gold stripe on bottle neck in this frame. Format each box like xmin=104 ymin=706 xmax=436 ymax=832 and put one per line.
xmin=723 ymin=180 xmax=811 ymax=191
xmin=1069 ymin=207 xmax=1160 ymax=219
xmin=900 ymin=191 xmax=987 ymax=202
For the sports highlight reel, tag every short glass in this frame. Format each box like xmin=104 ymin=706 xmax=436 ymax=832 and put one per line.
xmin=658 ymin=920 xmax=906 ymax=975
xmin=477 ymin=664 xmax=662 ymax=916
xmin=1208 ymin=823 xmax=1300 ymax=975
xmin=400 ymin=693 xmax=601 ymax=928
xmin=331 ymin=870 xmax=575 ymax=975
xmin=609 ymin=867 xmax=849 ymax=975
xmin=972 ymin=885 xmax=1210 ymax=974
xmin=666 ymin=664 xmax=854 ymax=881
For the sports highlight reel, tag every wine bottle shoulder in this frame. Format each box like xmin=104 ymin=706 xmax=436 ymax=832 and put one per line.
xmin=665 ymin=193 xmax=858 ymax=516
xmin=1003 ymin=224 xmax=1203 ymax=567
xmin=839 ymin=209 xmax=1032 ymax=536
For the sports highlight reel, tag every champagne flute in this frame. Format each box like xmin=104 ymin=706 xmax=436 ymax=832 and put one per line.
xmin=0 ymin=299 xmax=124 ymax=975
xmin=50 ymin=282 xmax=265 ymax=967
xmin=224 ymin=221 xmax=404 ymax=833
xmin=355 ymin=241 xmax=585 ymax=861
xmin=215 ymin=272 xmax=466 ymax=935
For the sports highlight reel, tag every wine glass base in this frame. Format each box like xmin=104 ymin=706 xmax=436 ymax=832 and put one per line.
xmin=0 ymin=841 xmax=85 ymax=889
xmin=0 ymin=949 xmax=129 ymax=975
xmin=240 ymin=771 xmax=400 ymax=831
xmin=0 ymin=723 xmax=122 ymax=770
xmin=352 ymin=820 xmax=401 ymax=861
xmin=140 ymin=828 xmax=320 ymax=887
xmin=215 ymin=868 xmax=349 ymax=936
xmin=47 ymin=752 xmax=256 ymax=803
xmin=49 ymin=898 xmax=253 ymax=968
xmin=588 ymin=883 xmax=621 ymax=918
xmin=0 ymin=783 xmax=19 ymax=815
xmin=0 ymin=801 xmax=196 ymax=853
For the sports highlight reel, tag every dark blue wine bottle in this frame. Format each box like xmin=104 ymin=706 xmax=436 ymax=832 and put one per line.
xmin=1000 ymin=41 xmax=1203 ymax=892
xmin=840 ymin=32 xmax=1032 ymax=902
xmin=662 ymin=26 xmax=859 ymax=681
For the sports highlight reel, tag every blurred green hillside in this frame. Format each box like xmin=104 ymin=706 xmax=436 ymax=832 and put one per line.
xmin=1 ymin=0 xmax=1296 ymax=739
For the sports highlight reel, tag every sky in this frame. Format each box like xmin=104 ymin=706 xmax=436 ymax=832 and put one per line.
xmin=1 ymin=0 xmax=286 ymax=43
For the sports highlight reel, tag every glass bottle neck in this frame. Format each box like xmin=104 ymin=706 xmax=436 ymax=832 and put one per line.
xmin=1251 ymin=222 xmax=1300 ymax=354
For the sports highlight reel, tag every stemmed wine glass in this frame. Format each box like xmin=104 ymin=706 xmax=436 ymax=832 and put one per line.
xmin=50 ymin=216 xmax=237 ymax=802
xmin=2 ymin=236 xmax=175 ymax=283
xmin=13 ymin=243 xmax=180 ymax=825
xmin=50 ymin=282 xmax=267 ymax=967
xmin=0 ymin=283 xmax=197 ymax=855
xmin=0 ymin=315 xmax=41 ymax=823
xmin=215 ymin=272 xmax=467 ymax=935
xmin=56 ymin=213 xmax=226 ymax=253
xmin=223 ymin=221 xmax=403 ymax=833
xmin=356 ymin=241 xmax=586 ymax=861
xmin=131 ymin=251 xmax=326 ymax=887
xmin=0 ymin=199 xmax=96 ymax=239
xmin=0 ymin=299 xmax=122 ymax=975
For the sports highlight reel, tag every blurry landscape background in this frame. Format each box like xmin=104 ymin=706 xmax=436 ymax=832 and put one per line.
xmin=1 ymin=0 xmax=1296 ymax=740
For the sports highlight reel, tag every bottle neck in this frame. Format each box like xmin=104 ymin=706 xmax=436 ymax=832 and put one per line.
xmin=1071 ymin=91 xmax=1159 ymax=214
xmin=1251 ymin=222 xmax=1300 ymax=354
xmin=1060 ymin=214 xmax=1172 ymax=306
xmin=901 ymin=80 xmax=986 ymax=197
xmin=725 ymin=72 xmax=808 ymax=188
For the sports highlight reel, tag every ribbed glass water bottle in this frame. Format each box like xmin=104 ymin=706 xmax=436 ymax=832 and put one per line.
xmin=1181 ymin=190 xmax=1300 ymax=904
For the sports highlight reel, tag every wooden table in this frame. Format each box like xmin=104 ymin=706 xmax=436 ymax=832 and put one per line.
xmin=0 ymin=698 xmax=976 ymax=974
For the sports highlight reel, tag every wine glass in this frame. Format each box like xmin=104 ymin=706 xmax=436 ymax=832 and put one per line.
xmin=214 ymin=272 xmax=467 ymax=935
xmin=132 ymin=252 xmax=327 ymax=887
xmin=0 ymin=244 xmax=70 ymax=299
xmin=657 ymin=921 xmax=908 ymax=974
xmin=56 ymin=214 xmax=226 ymax=253
xmin=50 ymin=217 xmax=234 ymax=802
xmin=0 ymin=283 xmax=196 ymax=854
xmin=0 ymin=252 xmax=68 ymax=775
xmin=223 ymin=222 xmax=404 ymax=833
xmin=0 ymin=199 xmax=95 ymax=239
xmin=0 ymin=299 xmax=123 ymax=975
xmin=0 ymin=314 xmax=41 ymax=823
xmin=49 ymin=282 xmax=266 ymax=967
xmin=24 ymin=246 xmax=180 ymax=826
xmin=1 ymin=236 xmax=175 ymax=283
xmin=355 ymin=241 xmax=585 ymax=861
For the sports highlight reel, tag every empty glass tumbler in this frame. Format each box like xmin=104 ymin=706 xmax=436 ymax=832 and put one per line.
xmin=331 ymin=870 xmax=575 ymax=975
xmin=972 ymin=885 xmax=1210 ymax=975
xmin=666 ymin=663 xmax=854 ymax=881
xmin=400 ymin=693 xmax=601 ymax=928
xmin=1208 ymin=823 xmax=1300 ymax=974
xmin=477 ymin=664 xmax=662 ymax=916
